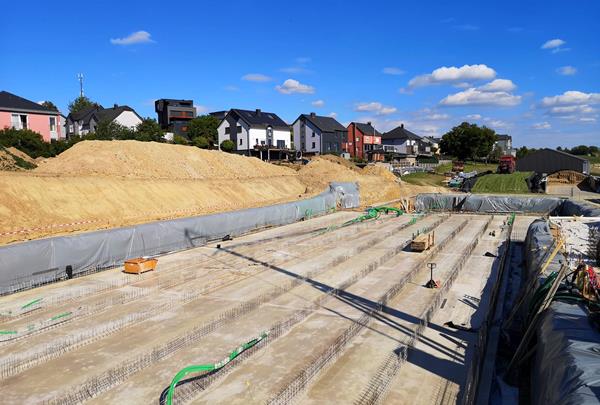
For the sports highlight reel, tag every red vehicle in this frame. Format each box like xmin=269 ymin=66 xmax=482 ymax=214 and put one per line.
xmin=498 ymin=155 xmax=516 ymax=174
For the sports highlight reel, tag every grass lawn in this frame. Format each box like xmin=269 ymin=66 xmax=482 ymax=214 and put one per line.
xmin=435 ymin=161 xmax=498 ymax=174
xmin=472 ymin=172 xmax=532 ymax=194
xmin=401 ymin=172 xmax=447 ymax=187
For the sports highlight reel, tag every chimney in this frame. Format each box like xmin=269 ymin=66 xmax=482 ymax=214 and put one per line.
xmin=310 ymin=112 xmax=316 ymax=117
xmin=113 ymin=103 xmax=118 ymax=109
xmin=367 ymin=121 xmax=371 ymax=126
xmin=255 ymin=108 xmax=261 ymax=115
xmin=401 ymin=123 xmax=404 ymax=129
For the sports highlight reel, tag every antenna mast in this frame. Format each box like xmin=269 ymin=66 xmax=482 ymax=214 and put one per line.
xmin=77 ymin=73 xmax=84 ymax=97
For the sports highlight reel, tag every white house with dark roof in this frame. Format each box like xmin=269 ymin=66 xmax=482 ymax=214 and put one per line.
xmin=495 ymin=134 xmax=514 ymax=156
xmin=66 ymin=104 xmax=143 ymax=137
xmin=381 ymin=123 xmax=423 ymax=155
xmin=217 ymin=109 xmax=290 ymax=152
xmin=291 ymin=112 xmax=346 ymax=154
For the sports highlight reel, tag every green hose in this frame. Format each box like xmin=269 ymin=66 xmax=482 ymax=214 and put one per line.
xmin=166 ymin=331 xmax=268 ymax=405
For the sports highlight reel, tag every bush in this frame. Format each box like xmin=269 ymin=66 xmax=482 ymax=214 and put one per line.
xmin=173 ymin=135 xmax=189 ymax=145
xmin=220 ymin=139 xmax=235 ymax=153
xmin=193 ymin=136 xmax=210 ymax=149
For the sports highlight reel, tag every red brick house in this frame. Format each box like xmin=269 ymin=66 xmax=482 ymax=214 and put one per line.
xmin=345 ymin=122 xmax=383 ymax=161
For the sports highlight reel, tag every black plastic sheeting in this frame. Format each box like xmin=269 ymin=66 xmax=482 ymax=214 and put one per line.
xmin=415 ymin=193 xmax=600 ymax=216
xmin=523 ymin=219 xmax=600 ymax=405
xmin=0 ymin=182 xmax=360 ymax=294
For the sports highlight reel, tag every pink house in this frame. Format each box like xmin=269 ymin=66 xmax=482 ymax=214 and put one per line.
xmin=0 ymin=91 xmax=64 ymax=142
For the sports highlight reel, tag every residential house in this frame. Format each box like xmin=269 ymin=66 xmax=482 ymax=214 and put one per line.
xmin=155 ymin=99 xmax=196 ymax=137
xmin=217 ymin=109 xmax=290 ymax=152
xmin=345 ymin=122 xmax=383 ymax=161
xmin=381 ymin=124 xmax=422 ymax=155
xmin=291 ymin=113 xmax=346 ymax=155
xmin=420 ymin=136 xmax=441 ymax=155
xmin=0 ymin=90 xmax=64 ymax=142
xmin=66 ymin=104 xmax=143 ymax=137
xmin=495 ymin=134 xmax=514 ymax=156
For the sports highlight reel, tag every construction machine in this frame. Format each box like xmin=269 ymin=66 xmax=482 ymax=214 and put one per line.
xmin=497 ymin=155 xmax=516 ymax=174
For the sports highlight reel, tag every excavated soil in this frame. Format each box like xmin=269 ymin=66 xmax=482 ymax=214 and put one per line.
xmin=0 ymin=141 xmax=445 ymax=243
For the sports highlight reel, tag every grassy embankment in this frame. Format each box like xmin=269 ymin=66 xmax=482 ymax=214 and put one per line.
xmin=401 ymin=161 xmax=497 ymax=187
xmin=471 ymin=171 xmax=532 ymax=194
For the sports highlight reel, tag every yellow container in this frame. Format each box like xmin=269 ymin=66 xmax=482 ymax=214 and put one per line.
xmin=123 ymin=258 xmax=158 ymax=274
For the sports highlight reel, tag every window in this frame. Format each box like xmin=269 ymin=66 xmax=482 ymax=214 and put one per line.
xmin=312 ymin=142 xmax=316 ymax=149
xmin=49 ymin=117 xmax=56 ymax=132
xmin=239 ymin=138 xmax=243 ymax=146
xmin=237 ymin=125 xmax=242 ymax=133
xmin=225 ymin=127 xmax=230 ymax=134
xmin=11 ymin=114 xmax=27 ymax=130
xmin=312 ymin=131 xmax=315 ymax=137
xmin=69 ymin=124 xmax=74 ymax=133
xmin=277 ymin=140 xmax=285 ymax=148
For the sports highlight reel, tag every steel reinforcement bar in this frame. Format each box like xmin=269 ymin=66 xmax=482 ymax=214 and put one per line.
xmin=0 ymin=215 xmax=417 ymax=377
xmin=264 ymin=218 xmax=470 ymax=405
xmin=168 ymin=216 xmax=451 ymax=404
xmin=44 ymin=214 xmax=438 ymax=404
xmin=354 ymin=215 xmax=495 ymax=405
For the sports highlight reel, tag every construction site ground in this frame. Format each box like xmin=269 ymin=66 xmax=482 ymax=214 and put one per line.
xmin=0 ymin=210 xmax=538 ymax=404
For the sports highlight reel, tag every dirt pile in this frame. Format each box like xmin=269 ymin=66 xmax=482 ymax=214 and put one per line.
xmin=362 ymin=164 xmax=398 ymax=181
xmin=298 ymin=157 xmax=400 ymax=205
xmin=0 ymin=147 xmax=36 ymax=171
xmin=35 ymin=140 xmax=295 ymax=179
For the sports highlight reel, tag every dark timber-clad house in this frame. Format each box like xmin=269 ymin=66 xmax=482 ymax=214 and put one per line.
xmin=155 ymin=99 xmax=196 ymax=136
xmin=516 ymin=148 xmax=590 ymax=174
xmin=291 ymin=112 xmax=346 ymax=155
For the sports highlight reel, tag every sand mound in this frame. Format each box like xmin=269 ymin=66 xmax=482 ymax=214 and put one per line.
xmin=362 ymin=164 xmax=398 ymax=181
xmin=298 ymin=157 xmax=400 ymax=204
xmin=0 ymin=147 xmax=36 ymax=171
xmin=318 ymin=154 xmax=362 ymax=172
xmin=35 ymin=140 xmax=295 ymax=180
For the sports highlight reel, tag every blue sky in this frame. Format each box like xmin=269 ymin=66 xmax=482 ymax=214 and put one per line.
xmin=1 ymin=0 xmax=599 ymax=147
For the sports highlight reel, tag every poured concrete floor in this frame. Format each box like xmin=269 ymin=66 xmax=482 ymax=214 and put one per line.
xmin=0 ymin=211 xmax=537 ymax=404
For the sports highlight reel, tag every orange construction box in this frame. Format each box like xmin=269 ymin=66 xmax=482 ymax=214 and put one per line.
xmin=123 ymin=258 xmax=158 ymax=274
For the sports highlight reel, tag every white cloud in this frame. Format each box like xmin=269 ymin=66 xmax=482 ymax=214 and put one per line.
xmin=224 ymin=85 xmax=239 ymax=91
xmin=484 ymin=119 xmax=510 ymax=129
xmin=280 ymin=67 xmax=311 ymax=74
xmin=541 ymin=91 xmax=600 ymax=106
xmin=328 ymin=112 xmax=338 ymax=119
xmin=296 ymin=57 xmax=311 ymax=64
xmin=478 ymin=79 xmax=517 ymax=92
xmin=354 ymin=102 xmax=397 ymax=116
xmin=275 ymin=79 xmax=315 ymax=94
xmin=532 ymin=122 xmax=551 ymax=130
xmin=110 ymin=30 xmax=154 ymax=45
xmin=312 ymin=99 xmax=325 ymax=108
xmin=242 ymin=73 xmax=272 ymax=82
xmin=424 ymin=113 xmax=450 ymax=120
xmin=454 ymin=24 xmax=479 ymax=31
xmin=440 ymin=88 xmax=521 ymax=106
xmin=194 ymin=105 xmax=209 ymax=114
xmin=541 ymin=38 xmax=566 ymax=50
xmin=580 ymin=117 xmax=597 ymax=123
xmin=549 ymin=105 xmax=595 ymax=115
xmin=466 ymin=114 xmax=482 ymax=120
xmin=556 ymin=66 xmax=577 ymax=76
xmin=408 ymin=64 xmax=496 ymax=88
xmin=382 ymin=67 xmax=405 ymax=75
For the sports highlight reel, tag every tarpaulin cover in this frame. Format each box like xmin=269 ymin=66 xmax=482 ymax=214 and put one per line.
xmin=532 ymin=302 xmax=600 ymax=405
xmin=561 ymin=199 xmax=600 ymax=217
xmin=0 ymin=182 xmax=359 ymax=294
xmin=415 ymin=193 xmax=564 ymax=214
xmin=523 ymin=219 xmax=600 ymax=405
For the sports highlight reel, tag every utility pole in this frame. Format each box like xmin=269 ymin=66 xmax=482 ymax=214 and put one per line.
xmin=77 ymin=73 xmax=84 ymax=97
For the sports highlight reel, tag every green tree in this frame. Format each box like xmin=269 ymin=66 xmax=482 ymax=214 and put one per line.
xmin=570 ymin=145 xmax=590 ymax=155
xmin=173 ymin=135 xmax=189 ymax=145
xmin=93 ymin=120 xmax=132 ymax=140
xmin=188 ymin=115 xmax=219 ymax=147
xmin=220 ymin=139 xmax=235 ymax=152
xmin=516 ymin=146 xmax=536 ymax=159
xmin=439 ymin=122 xmax=497 ymax=161
xmin=0 ymin=127 xmax=48 ymax=158
xmin=135 ymin=118 xmax=163 ymax=142
xmin=41 ymin=101 xmax=59 ymax=111
xmin=68 ymin=96 xmax=100 ymax=114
